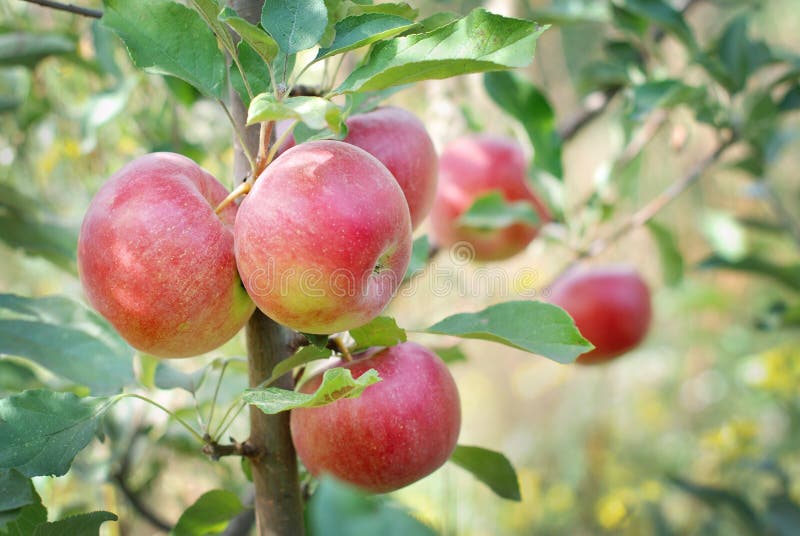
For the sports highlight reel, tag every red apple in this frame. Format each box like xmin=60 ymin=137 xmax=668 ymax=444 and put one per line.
xmin=290 ymin=342 xmax=461 ymax=493
xmin=77 ymin=152 xmax=255 ymax=358
xmin=343 ymin=107 xmax=438 ymax=229
xmin=548 ymin=266 xmax=652 ymax=365
xmin=430 ymin=134 xmax=550 ymax=261
xmin=235 ymin=141 xmax=412 ymax=334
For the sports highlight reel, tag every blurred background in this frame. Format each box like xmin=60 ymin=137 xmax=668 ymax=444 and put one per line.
xmin=2 ymin=0 xmax=800 ymax=534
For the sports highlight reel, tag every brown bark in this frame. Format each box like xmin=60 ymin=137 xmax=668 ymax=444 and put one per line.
xmin=230 ymin=1 xmax=305 ymax=534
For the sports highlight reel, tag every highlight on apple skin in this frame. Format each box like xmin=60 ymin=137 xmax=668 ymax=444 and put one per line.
xmin=343 ymin=106 xmax=438 ymax=229
xmin=430 ymin=134 xmax=550 ymax=261
xmin=290 ymin=342 xmax=461 ymax=493
xmin=77 ymin=152 xmax=255 ymax=358
xmin=234 ymin=140 xmax=413 ymax=335
xmin=548 ymin=265 xmax=652 ymax=365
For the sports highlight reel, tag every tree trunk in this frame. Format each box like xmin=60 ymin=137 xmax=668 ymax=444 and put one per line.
xmin=230 ymin=1 xmax=305 ymax=534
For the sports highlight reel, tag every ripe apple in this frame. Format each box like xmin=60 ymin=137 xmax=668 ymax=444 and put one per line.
xmin=429 ymin=134 xmax=550 ymax=261
xmin=77 ymin=152 xmax=255 ymax=358
xmin=290 ymin=342 xmax=461 ymax=493
xmin=343 ymin=107 xmax=438 ymax=229
xmin=235 ymin=140 xmax=412 ymax=334
xmin=548 ymin=266 xmax=652 ymax=365
xmin=273 ymin=108 xmax=437 ymax=229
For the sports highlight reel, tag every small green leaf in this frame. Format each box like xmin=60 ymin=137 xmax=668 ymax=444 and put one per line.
xmin=347 ymin=2 xmax=418 ymax=20
xmin=350 ymin=317 xmax=407 ymax=350
xmin=32 ymin=511 xmax=117 ymax=536
xmin=647 ymin=221 xmax=684 ymax=286
xmin=459 ymin=191 xmax=540 ymax=230
xmin=154 ymin=363 xmax=207 ymax=394
xmin=317 ymin=13 xmax=416 ymax=60
xmin=450 ymin=445 xmax=521 ymax=501
xmin=261 ymin=0 xmax=328 ymax=54
xmin=698 ymin=256 xmax=800 ymax=290
xmin=269 ymin=345 xmax=331 ymax=382
xmin=627 ymin=79 xmax=708 ymax=120
xmin=307 ymin=476 xmax=437 ymax=536
xmin=244 ymin=367 xmax=381 ymax=414
xmin=220 ymin=7 xmax=279 ymax=63
xmin=0 ymin=294 xmax=134 ymax=395
xmin=433 ymin=346 xmax=467 ymax=364
xmin=172 ymin=490 xmax=244 ymax=536
xmin=102 ymin=0 xmax=227 ymax=98
xmin=0 ymin=470 xmax=34 ymax=512
xmin=403 ymin=234 xmax=430 ymax=282
xmin=247 ymin=94 xmax=343 ymax=132
xmin=229 ymin=41 xmax=272 ymax=108
xmin=424 ymin=301 xmax=593 ymax=364
xmin=335 ymin=9 xmax=547 ymax=94
xmin=0 ymin=390 xmax=108 ymax=477
xmin=0 ymin=33 xmax=74 ymax=67
xmin=704 ymin=15 xmax=774 ymax=94
xmin=701 ymin=211 xmax=748 ymax=261
xmin=620 ymin=0 xmax=696 ymax=51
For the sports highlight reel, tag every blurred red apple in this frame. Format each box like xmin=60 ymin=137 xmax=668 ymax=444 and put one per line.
xmin=430 ymin=134 xmax=550 ymax=261
xmin=290 ymin=342 xmax=461 ymax=493
xmin=77 ymin=152 xmax=255 ymax=358
xmin=548 ymin=266 xmax=652 ymax=365
xmin=235 ymin=141 xmax=412 ymax=334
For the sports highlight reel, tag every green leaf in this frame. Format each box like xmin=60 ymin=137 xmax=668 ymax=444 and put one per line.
xmin=307 ymin=476 xmax=437 ymax=536
xmin=620 ymin=0 xmax=696 ymax=51
xmin=701 ymin=211 xmax=748 ymax=261
xmin=433 ymin=346 xmax=467 ymax=364
xmin=347 ymin=1 xmax=418 ymax=20
xmin=0 ymin=470 xmax=34 ymax=512
xmin=484 ymin=71 xmax=562 ymax=179
xmin=766 ymin=494 xmax=800 ymax=536
xmin=705 ymin=15 xmax=774 ymax=94
xmin=424 ymin=301 xmax=593 ymax=364
xmin=229 ymin=41 xmax=270 ymax=108
xmin=269 ymin=345 xmax=331 ymax=382
xmin=779 ymin=85 xmax=800 ymax=112
xmin=335 ymin=9 xmax=547 ymax=94
xmin=244 ymin=367 xmax=381 ymax=414
xmin=0 ymin=390 xmax=107 ymax=477
xmin=220 ymin=7 xmax=279 ymax=63
xmin=628 ymin=79 xmax=708 ymax=120
xmin=668 ymin=476 xmax=763 ymax=533
xmin=647 ymin=221 xmax=684 ymax=286
xmin=0 ymin=294 xmax=134 ymax=395
xmin=350 ymin=317 xmax=407 ymax=350
xmin=102 ymin=0 xmax=227 ymax=98
xmin=317 ymin=13 xmax=416 ymax=60
xmin=0 ymin=183 xmax=78 ymax=272
xmin=0 ymin=361 xmax=41 ymax=397
xmin=172 ymin=490 xmax=244 ymax=536
xmin=0 ymin=489 xmax=46 ymax=536
xmin=32 ymin=511 xmax=117 ymax=536
xmin=261 ymin=0 xmax=328 ymax=54
xmin=450 ymin=445 xmax=521 ymax=501
xmin=403 ymin=234 xmax=430 ymax=282
xmin=247 ymin=94 xmax=343 ymax=132
xmin=402 ymin=12 xmax=460 ymax=35
xmin=154 ymin=363 xmax=207 ymax=394
xmin=698 ymin=255 xmax=800 ymax=290
xmin=458 ymin=191 xmax=540 ymax=230
xmin=302 ymin=332 xmax=330 ymax=348
xmin=0 ymin=33 xmax=74 ymax=67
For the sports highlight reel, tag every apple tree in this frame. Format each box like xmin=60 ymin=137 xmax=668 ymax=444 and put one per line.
xmin=1 ymin=0 xmax=800 ymax=534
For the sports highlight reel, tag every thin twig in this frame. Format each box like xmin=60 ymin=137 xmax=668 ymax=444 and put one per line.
xmin=219 ymin=100 xmax=257 ymax=175
xmin=20 ymin=0 xmax=102 ymax=18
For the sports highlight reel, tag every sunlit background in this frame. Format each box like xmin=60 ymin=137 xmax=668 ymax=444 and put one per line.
xmin=2 ymin=0 xmax=800 ymax=534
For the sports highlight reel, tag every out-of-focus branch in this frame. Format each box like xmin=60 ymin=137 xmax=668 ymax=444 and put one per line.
xmin=557 ymin=0 xmax=704 ymax=142
xmin=20 ymin=0 xmax=102 ymax=18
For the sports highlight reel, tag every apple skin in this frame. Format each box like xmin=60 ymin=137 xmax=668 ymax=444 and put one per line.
xmin=77 ymin=152 xmax=255 ymax=358
xmin=548 ymin=266 xmax=652 ymax=365
xmin=429 ymin=134 xmax=550 ymax=261
xmin=234 ymin=140 xmax=412 ymax=334
xmin=290 ymin=342 xmax=461 ymax=493
xmin=343 ymin=107 xmax=438 ymax=229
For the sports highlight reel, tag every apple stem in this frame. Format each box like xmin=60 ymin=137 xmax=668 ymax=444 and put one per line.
xmin=214 ymin=181 xmax=251 ymax=214
xmin=327 ymin=336 xmax=353 ymax=361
